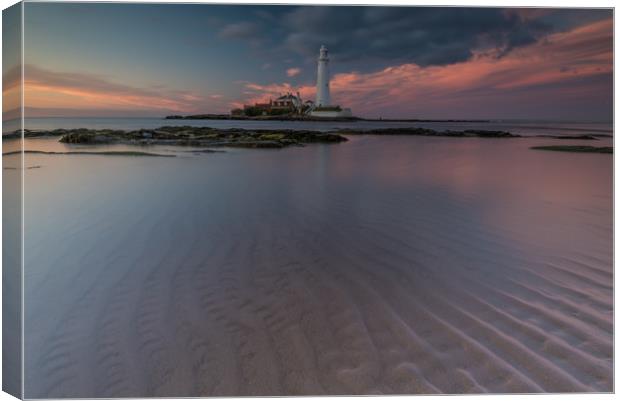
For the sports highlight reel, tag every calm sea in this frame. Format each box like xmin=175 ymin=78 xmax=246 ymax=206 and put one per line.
xmin=1 ymin=116 xmax=614 ymax=138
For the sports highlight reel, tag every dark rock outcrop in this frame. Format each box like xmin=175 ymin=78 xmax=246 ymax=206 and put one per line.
xmin=52 ymin=126 xmax=348 ymax=149
xmin=530 ymin=146 xmax=612 ymax=154
xmin=337 ymin=127 xmax=519 ymax=138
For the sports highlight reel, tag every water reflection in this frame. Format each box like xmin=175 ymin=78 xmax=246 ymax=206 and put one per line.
xmin=20 ymin=134 xmax=612 ymax=396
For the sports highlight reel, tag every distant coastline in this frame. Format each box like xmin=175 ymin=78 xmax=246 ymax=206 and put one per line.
xmin=164 ymin=113 xmax=492 ymax=123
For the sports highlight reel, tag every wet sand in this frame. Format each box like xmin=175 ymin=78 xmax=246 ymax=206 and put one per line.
xmin=16 ymin=135 xmax=612 ymax=397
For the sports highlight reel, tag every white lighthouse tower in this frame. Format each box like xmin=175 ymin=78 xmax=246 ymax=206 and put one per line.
xmin=309 ymin=45 xmax=352 ymax=118
xmin=316 ymin=45 xmax=331 ymax=106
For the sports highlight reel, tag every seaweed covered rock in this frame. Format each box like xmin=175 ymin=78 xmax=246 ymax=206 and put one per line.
xmin=60 ymin=132 xmax=110 ymax=144
xmin=531 ymin=145 xmax=612 ymax=153
xmin=52 ymin=126 xmax=348 ymax=149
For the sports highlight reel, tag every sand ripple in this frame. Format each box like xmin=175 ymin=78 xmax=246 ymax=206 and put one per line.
xmin=22 ymin=138 xmax=612 ymax=396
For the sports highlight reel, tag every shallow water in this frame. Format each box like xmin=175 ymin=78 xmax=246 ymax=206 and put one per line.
xmin=12 ymin=134 xmax=613 ymax=396
xmin=2 ymin=116 xmax=614 ymax=138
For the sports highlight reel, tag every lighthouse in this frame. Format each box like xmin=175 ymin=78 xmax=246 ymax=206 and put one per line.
xmin=309 ymin=45 xmax=353 ymax=118
xmin=316 ymin=45 xmax=331 ymax=106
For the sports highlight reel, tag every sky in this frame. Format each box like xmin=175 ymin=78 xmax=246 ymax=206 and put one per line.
xmin=3 ymin=3 xmax=614 ymax=121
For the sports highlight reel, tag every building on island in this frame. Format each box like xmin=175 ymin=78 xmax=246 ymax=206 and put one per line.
xmin=232 ymin=92 xmax=304 ymax=116
xmin=272 ymin=93 xmax=304 ymax=112
xmin=231 ymin=45 xmax=352 ymax=118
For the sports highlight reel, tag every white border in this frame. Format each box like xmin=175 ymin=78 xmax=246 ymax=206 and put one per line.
xmin=0 ymin=1 xmax=616 ymax=401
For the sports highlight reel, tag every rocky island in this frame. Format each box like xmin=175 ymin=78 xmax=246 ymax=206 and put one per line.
xmin=165 ymin=114 xmax=361 ymax=122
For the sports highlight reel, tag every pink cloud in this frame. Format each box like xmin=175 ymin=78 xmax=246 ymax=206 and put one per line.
xmin=286 ymin=67 xmax=301 ymax=77
xmin=10 ymin=65 xmax=227 ymax=116
xmin=237 ymin=19 xmax=612 ymax=119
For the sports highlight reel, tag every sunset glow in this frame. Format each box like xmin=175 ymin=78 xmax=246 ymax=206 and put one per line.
xmin=5 ymin=4 xmax=613 ymax=120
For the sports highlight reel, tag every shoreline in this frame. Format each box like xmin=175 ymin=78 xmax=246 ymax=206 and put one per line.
xmin=164 ymin=114 xmax=492 ymax=123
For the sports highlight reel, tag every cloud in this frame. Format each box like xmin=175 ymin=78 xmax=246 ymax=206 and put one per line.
xmin=219 ymin=6 xmax=610 ymax=74
xmin=286 ymin=67 xmax=301 ymax=77
xmin=5 ymin=64 xmax=224 ymax=116
xmin=218 ymin=21 xmax=260 ymax=39
xmin=238 ymin=18 xmax=612 ymax=120
xmin=279 ymin=7 xmax=556 ymax=67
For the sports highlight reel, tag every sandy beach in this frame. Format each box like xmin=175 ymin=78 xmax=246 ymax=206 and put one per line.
xmin=14 ymin=133 xmax=612 ymax=397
